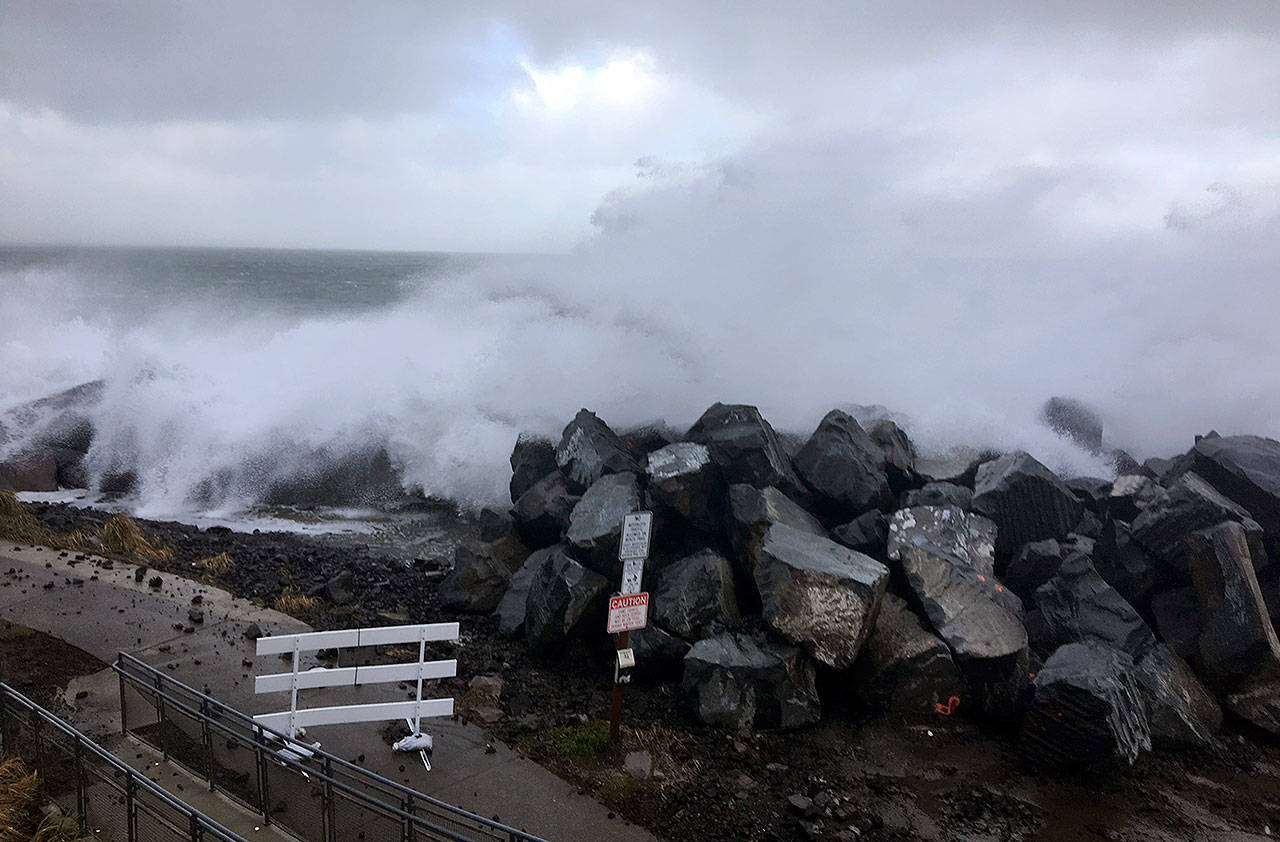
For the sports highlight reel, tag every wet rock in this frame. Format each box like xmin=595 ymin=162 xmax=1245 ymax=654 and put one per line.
xmin=630 ymin=623 xmax=691 ymax=678
xmin=901 ymin=482 xmax=973 ymax=511
xmin=1108 ymin=474 xmax=1163 ymax=521
xmin=682 ymin=633 xmax=821 ymax=730
xmin=509 ymin=435 xmax=557 ymax=504
xmin=853 ymin=593 xmax=966 ymax=715
xmin=618 ymin=422 xmax=679 ymax=457
xmin=1186 ymin=520 xmax=1280 ymax=683
xmin=316 ymin=569 xmax=355 ymax=606
xmin=1132 ymin=643 xmax=1221 ymax=748
xmin=972 ymin=452 xmax=1083 ymax=556
xmin=0 ymin=450 xmax=58 ymax=492
xmin=1190 ymin=434 xmax=1280 ymax=544
xmin=866 ymin=418 xmax=918 ymax=493
xmin=478 ymin=507 xmax=514 ymax=542
xmin=753 ymin=523 xmax=888 ymax=668
xmin=1004 ymin=539 xmax=1066 ymax=602
xmin=793 ymin=410 xmax=892 ymax=520
xmin=524 ymin=548 xmax=609 ymax=652
xmin=1131 ymin=472 xmax=1253 ymax=573
xmin=830 ymin=510 xmax=888 ymax=556
xmin=726 ymin=484 xmax=826 ymax=569
xmin=916 ymin=447 xmax=988 ymax=488
xmin=492 ymin=547 xmax=550 ymax=638
xmin=1066 ymin=477 xmax=1112 ymax=514
xmin=651 ymin=549 xmax=739 ymax=639
xmin=1041 ymin=396 xmax=1104 ymax=453
xmin=565 ymin=472 xmax=643 ymax=576
xmin=1093 ymin=520 xmax=1162 ymax=607
xmin=1031 ymin=554 xmax=1157 ymax=659
xmin=897 ymin=540 xmax=1028 ymax=717
xmin=1020 ymin=641 xmax=1150 ymax=768
xmin=887 ymin=505 xmax=998 ymax=578
xmin=685 ymin=403 xmax=803 ymax=493
xmin=511 ymin=471 xmax=580 ymax=549
xmin=439 ymin=536 xmax=527 ymax=613
xmin=1223 ymin=677 xmax=1280 ymax=737
xmin=1073 ymin=509 xmax=1104 ymax=540
xmin=646 ymin=442 xmax=722 ymax=531
xmin=554 ymin=409 xmax=641 ymax=492
xmin=1150 ymin=587 xmax=1203 ymax=660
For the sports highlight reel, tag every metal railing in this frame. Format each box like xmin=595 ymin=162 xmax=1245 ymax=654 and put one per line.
xmin=114 ymin=652 xmax=546 ymax=842
xmin=0 ymin=682 xmax=248 ymax=842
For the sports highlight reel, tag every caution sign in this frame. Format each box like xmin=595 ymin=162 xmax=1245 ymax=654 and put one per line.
xmin=606 ymin=593 xmax=649 ymax=634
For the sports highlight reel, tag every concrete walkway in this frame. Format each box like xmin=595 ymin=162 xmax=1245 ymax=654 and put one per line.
xmin=0 ymin=544 xmax=657 ymax=841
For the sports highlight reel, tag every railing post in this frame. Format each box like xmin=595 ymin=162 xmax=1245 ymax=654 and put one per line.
xmin=31 ymin=707 xmax=43 ymax=776
xmin=321 ymin=757 xmax=336 ymax=842
xmin=74 ymin=734 xmax=87 ymax=833
xmin=189 ymin=813 xmax=201 ymax=841
xmin=154 ymin=673 xmax=168 ymax=760
xmin=118 ymin=659 xmax=128 ymax=736
xmin=401 ymin=796 xmax=412 ymax=842
xmin=200 ymin=698 xmax=215 ymax=792
xmin=126 ymin=775 xmax=138 ymax=842
xmin=0 ymin=688 xmax=9 ymax=755
xmin=254 ymin=724 xmax=271 ymax=825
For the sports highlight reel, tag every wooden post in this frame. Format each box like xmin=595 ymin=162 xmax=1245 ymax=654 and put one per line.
xmin=610 ymin=630 xmax=629 ymax=743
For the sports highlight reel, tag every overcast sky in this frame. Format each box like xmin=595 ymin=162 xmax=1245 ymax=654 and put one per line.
xmin=2 ymin=1 xmax=1278 ymax=252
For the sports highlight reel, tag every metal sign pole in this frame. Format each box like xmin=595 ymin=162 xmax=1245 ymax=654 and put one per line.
xmin=610 ymin=510 xmax=652 ymax=744
xmin=610 ymin=630 xmax=629 ymax=743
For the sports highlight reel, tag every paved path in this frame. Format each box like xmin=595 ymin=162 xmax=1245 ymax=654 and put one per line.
xmin=0 ymin=544 xmax=657 ymax=841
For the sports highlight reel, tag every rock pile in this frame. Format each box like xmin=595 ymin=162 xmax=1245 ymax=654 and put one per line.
xmin=436 ymin=401 xmax=1280 ymax=771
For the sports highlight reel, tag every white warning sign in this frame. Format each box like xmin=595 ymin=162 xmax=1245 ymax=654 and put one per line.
xmin=618 ymin=511 xmax=653 ymax=561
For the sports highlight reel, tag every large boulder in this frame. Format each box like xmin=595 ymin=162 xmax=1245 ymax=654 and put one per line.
xmin=682 ymin=633 xmax=821 ymax=730
xmin=1093 ymin=520 xmax=1163 ymax=608
xmin=510 ymin=471 xmax=580 ymax=549
xmin=1223 ymin=677 xmax=1280 ymax=737
xmin=865 ymin=418 xmax=918 ymax=493
xmin=0 ymin=450 xmax=58 ymax=492
xmin=630 ymin=623 xmax=691 ymax=679
xmin=1190 ymin=435 xmax=1280 ymax=545
xmin=897 ymin=541 xmax=1029 ymax=717
xmin=651 ymin=549 xmax=740 ymax=639
xmin=887 ymin=505 xmax=997 ymax=578
xmin=646 ymin=442 xmax=722 ymax=531
xmin=491 ymin=548 xmax=547 ymax=638
xmin=901 ymin=482 xmax=973 ymax=511
xmin=972 ymin=451 xmax=1084 ymax=555
xmin=1040 ymin=396 xmax=1104 ymax=453
xmin=1150 ymin=587 xmax=1203 ymax=661
xmin=1131 ymin=472 xmax=1253 ymax=573
xmin=1108 ymin=475 xmax=1163 ymax=522
xmin=554 ymin=409 xmax=641 ymax=491
xmin=725 ymin=484 xmax=826 ymax=570
xmin=565 ymin=471 xmax=643 ymax=576
xmin=1185 ymin=520 xmax=1280 ymax=683
xmin=916 ymin=447 xmax=988 ymax=488
xmin=1020 ymin=641 xmax=1150 ymax=768
xmin=792 ymin=410 xmax=892 ymax=520
xmin=753 ymin=523 xmax=889 ymax=668
xmin=524 ymin=548 xmax=609 ymax=651
xmin=1031 ymin=554 xmax=1157 ymax=659
xmin=853 ymin=593 xmax=966 ymax=716
xmin=1066 ymin=476 xmax=1112 ymax=514
xmin=685 ymin=403 xmax=802 ymax=493
xmin=830 ymin=510 xmax=888 ymax=556
xmin=1004 ymin=538 xmax=1066 ymax=602
xmin=1132 ymin=643 xmax=1221 ymax=748
xmin=438 ymin=536 xmax=527 ymax=613
xmin=510 ymin=435 xmax=557 ymax=503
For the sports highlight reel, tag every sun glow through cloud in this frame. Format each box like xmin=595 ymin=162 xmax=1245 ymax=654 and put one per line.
xmin=514 ymin=53 xmax=657 ymax=113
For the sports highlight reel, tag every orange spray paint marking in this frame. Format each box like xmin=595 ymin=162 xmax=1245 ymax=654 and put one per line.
xmin=933 ymin=695 xmax=961 ymax=716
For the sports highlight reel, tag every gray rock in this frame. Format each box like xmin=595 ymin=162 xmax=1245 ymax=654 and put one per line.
xmin=1020 ymin=641 xmax=1150 ymax=768
xmin=1132 ymin=643 xmax=1221 ymax=748
xmin=618 ymin=422 xmax=679 ymax=456
xmin=1190 ymin=434 xmax=1280 ymax=544
xmin=565 ymin=472 xmax=643 ymax=576
xmin=492 ymin=548 xmax=552 ymax=638
xmin=901 ymin=482 xmax=973 ymax=511
xmin=1066 ymin=477 xmax=1113 ymax=514
xmin=1222 ymin=676 xmax=1280 ymax=736
xmin=1004 ymin=539 xmax=1066 ymax=602
xmin=0 ymin=450 xmax=58 ymax=492
xmin=646 ymin=442 xmax=722 ymax=531
xmin=1186 ymin=520 xmax=1280 ymax=683
xmin=524 ymin=548 xmax=609 ymax=651
xmin=1108 ymin=474 xmax=1163 ymax=522
xmin=866 ymin=418 xmax=918 ymax=493
xmin=916 ymin=447 xmax=988 ymax=488
xmin=1041 ymin=396 xmax=1104 ymax=453
xmin=439 ymin=536 xmax=527 ymax=613
xmin=897 ymin=540 xmax=1028 ymax=717
xmin=623 ymin=750 xmax=652 ymax=780
xmin=652 ymin=549 xmax=739 ymax=639
xmin=726 ymin=484 xmax=826 ymax=571
xmin=682 ymin=633 xmax=821 ymax=730
xmin=685 ymin=403 xmax=803 ymax=493
xmin=555 ymin=409 xmax=641 ymax=491
xmin=1031 ymin=554 xmax=1157 ymax=659
xmin=511 ymin=471 xmax=579 ymax=549
xmin=830 ymin=510 xmax=887 ymax=556
xmin=853 ymin=593 xmax=966 ymax=715
xmin=1131 ymin=472 xmax=1254 ymax=573
xmin=1150 ymin=587 xmax=1203 ymax=661
xmin=972 ymin=451 xmax=1084 ymax=555
xmin=314 ymin=569 xmax=355 ymax=606
xmin=509 ymin=435 xmax=557 ymax=504
xmin=478 ymin=506 xmax=514 ymax=542
xmin=1093 ymin=520 xmax=1162 ymax=607
xmin=753 ymin=523 xmax=889 ymax=668
xmin=793 ymin=410 xmax=892 ymax=520
xmin=630 ymin=623 xmax=691 ymax=677
xmin=887 ymin=505 xmax=998 ymax=578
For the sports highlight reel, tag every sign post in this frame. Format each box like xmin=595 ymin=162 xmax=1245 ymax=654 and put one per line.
xmin=610 ymin=511 xmax=652 ymax=743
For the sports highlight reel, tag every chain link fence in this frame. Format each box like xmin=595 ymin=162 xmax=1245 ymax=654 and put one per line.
xmin=115 ymin=652 xmax=545 ymax=842
xmin=0 ymin=682 xmax=247 ymax=842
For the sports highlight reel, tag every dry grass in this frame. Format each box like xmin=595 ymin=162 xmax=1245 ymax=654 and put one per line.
xmin=96 ymin=514 xmax=174 ymax=563
xmin=0 ymin=491 xmax=53 ymax=546
xmin=623 ymin=722 xmax=704 ymax=791
xmin=0 ymin=755 xmax=40 ymax=842
xmin=1 ymin=493 xmax=176 ymax=571
xmin=196 ymin=552 xmax=233 ymax=575
xmin=274 ymin=587 xmax=319 ymax=615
